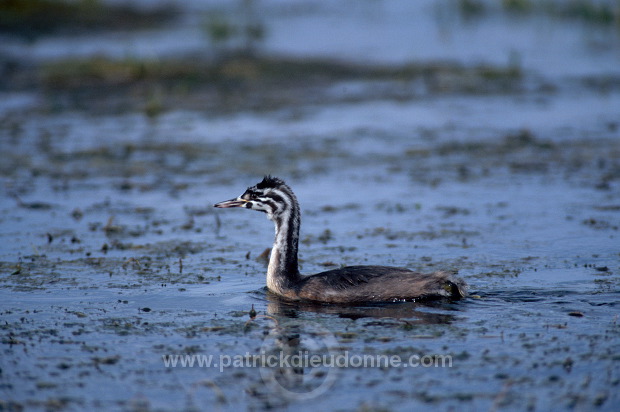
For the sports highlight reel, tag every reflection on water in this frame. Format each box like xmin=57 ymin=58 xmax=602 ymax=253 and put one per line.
xmin=256 ymin=318 xmax=339 ymax=402
xmin=265 ymin=290 xmax=460 ymax=323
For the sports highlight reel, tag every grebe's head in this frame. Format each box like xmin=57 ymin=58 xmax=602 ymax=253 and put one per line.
xmin=214 ymin=176 xmax=297 ymax=221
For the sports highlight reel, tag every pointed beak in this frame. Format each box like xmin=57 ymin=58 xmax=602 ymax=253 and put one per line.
xmin=213 ymin=198 xmax=248 ymax=208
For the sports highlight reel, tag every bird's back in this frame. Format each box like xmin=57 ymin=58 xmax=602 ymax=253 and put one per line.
xmin=295 ymin=266 xmax=466 ymax=303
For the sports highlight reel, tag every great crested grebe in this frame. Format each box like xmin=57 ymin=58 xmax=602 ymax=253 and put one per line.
xmin=214 ymin=176 xmax=467 ymax=304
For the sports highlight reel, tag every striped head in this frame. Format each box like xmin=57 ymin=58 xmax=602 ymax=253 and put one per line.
xmin=214 ymin=176 xmax=297 ymax=221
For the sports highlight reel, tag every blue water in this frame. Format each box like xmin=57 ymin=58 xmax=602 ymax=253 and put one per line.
xmin=1 ymin=1 xmax=619 ymax=411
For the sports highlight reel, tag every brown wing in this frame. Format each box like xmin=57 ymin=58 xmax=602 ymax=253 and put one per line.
xmin=296 ymin=265 xmax=466 ymax=303
xmin=309 ymin=265 xmax=414 ymax=290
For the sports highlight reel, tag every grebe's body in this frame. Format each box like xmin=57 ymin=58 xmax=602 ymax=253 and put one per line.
xmin=214 ymin=176 xmax=466 ymax=304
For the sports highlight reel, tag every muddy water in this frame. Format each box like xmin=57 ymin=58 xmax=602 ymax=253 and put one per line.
xmin=1 ymin=1 xmax=620 ymax=411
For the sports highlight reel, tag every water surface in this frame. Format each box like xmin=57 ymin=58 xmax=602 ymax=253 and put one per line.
xmin=1 ymin=1 xmax=619 ymax=411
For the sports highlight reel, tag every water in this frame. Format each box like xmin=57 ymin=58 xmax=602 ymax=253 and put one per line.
xmin=1 ymin=1 xmax=619 ymax=411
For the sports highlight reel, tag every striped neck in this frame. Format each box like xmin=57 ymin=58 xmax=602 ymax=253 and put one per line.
xmin=266 ymin=188 xmax=302 ymax=295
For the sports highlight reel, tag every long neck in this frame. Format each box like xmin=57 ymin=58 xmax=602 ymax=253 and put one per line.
xmin=267 ymin=196 xmax=302 ymax=295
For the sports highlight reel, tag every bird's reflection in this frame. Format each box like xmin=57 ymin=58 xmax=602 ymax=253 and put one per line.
xmin=246 ymin=290 xmax=464 ymax=403
xmin=263 ymin=290 xmax=461 ymax=324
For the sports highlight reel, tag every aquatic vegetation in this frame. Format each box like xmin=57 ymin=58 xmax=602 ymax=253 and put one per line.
xmin=0 ymin=0 xmax=177 ymax=39
xmin=204 ymin=11 xmax=266 ymax=57
xmin=540 ymin=0 xmax=617 ymax=24
xmin=455 ymin=0 xmax=619 ymax=25
xmin=37 ymin=55 xmax=522 ymax=115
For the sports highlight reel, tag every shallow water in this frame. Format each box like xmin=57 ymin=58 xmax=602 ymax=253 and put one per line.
xmin=1 ymin=1 xmax=620 ymax=411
